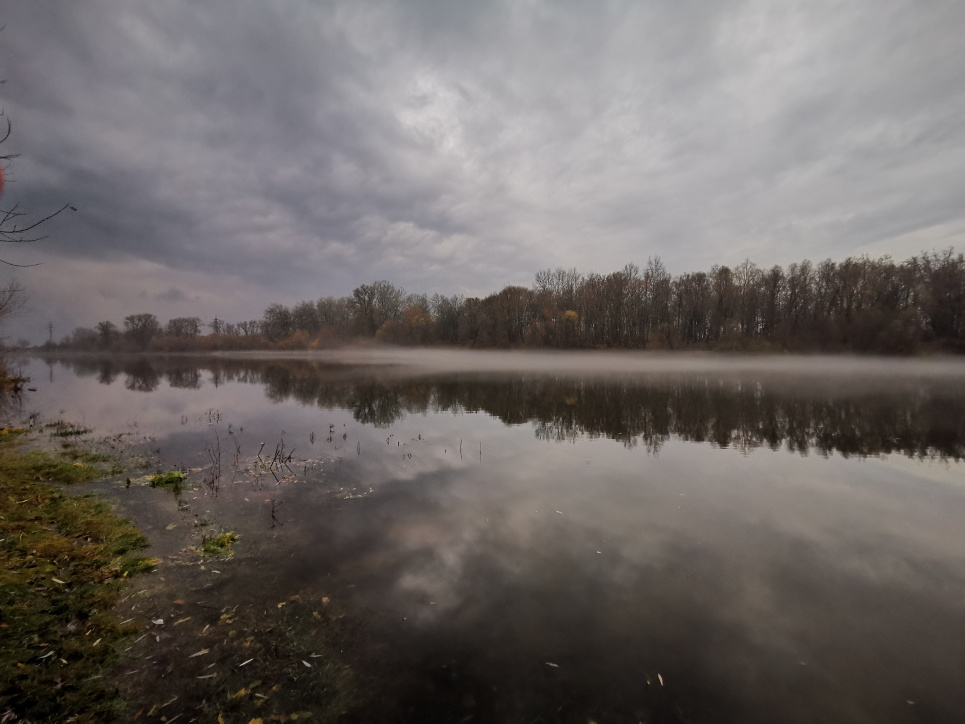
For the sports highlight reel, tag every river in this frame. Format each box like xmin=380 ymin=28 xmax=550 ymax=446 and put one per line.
xmin=16 ymin=350 xmax=965 ymax=723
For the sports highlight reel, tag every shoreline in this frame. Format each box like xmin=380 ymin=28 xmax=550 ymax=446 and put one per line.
xmin=0 ymin=421 xmax=360 ymax=722
xmin=0 ymin=426 xmax=156 ymax=721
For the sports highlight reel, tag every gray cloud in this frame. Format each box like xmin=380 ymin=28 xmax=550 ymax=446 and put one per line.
xmin=1 ymin=0 xmax=964 ymax=341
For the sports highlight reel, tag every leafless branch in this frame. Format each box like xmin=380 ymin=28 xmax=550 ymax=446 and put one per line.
xmin=0 ymin=203 xmax=71 ymax=243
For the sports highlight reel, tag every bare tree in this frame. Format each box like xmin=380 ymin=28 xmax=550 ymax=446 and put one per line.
xmin=237 ymin=319 xmax=261 ymax=336
xmin=124 ymin=313 xmax=161 ymax=348
xmin=96 ymin=320 xmax=119 ymax=349
xmin=0 ymin=279 xmax=25 ymax=324
xmin=166 ymin=316 xmax=202 ymax=338
xmin=0 ymin=111 xmax=73 ymax=266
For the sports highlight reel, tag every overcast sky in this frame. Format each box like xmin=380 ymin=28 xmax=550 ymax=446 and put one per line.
xmin=1 ymin=1 xmax=963 ymax=342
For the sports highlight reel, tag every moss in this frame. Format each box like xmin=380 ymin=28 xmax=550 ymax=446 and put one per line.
xmin=0 ymin=435 xmax=154 ymax=721
xmin=148 ymin=470 xmax=186 ymax=493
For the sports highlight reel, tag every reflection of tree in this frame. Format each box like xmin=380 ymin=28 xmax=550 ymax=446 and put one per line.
xmin=123 ymin=359 xmax=160 ymax=392
xmin=43 ymin=354 xmax=965 ymax=459
xmin=166 ymin=367 xmax=202 ymax=389
xmin=350 ymin=384 xmax=406 ymax=428
xmin=97 ymin=359 xmax=117 ymax=385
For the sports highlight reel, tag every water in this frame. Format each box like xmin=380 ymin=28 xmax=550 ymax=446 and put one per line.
xmin=16 ymin=352 xmax=965 ymax=722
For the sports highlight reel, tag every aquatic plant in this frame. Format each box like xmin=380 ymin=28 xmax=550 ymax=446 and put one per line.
xmin=148 ymin=469 xmax=186 ymax=493
xmin=44 ymin=420 xmax=93 ymax=438
xmin=199 ymin=530 xmax=239 ymax=558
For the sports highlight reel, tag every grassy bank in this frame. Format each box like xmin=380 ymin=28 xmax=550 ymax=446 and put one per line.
xmin=0 ymin=427 xmax=157 ymax=722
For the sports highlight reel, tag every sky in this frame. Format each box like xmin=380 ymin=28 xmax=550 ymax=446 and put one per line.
xmin=1 ymin=0 xmax=963 ymax=343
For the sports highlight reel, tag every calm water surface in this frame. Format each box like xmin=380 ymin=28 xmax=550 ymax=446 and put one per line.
xmin=18 ymin=352 xmax=965 ymax=723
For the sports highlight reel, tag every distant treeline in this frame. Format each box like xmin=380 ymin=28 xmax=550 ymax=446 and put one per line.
xmin=51 ymin=249 xmax=964 ymax=353
xmin=49 ymin=355 xmax=965 ymax=460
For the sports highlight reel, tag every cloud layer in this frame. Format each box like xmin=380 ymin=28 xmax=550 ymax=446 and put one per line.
xmin=1 ymin=0 xmax=964 ymax=341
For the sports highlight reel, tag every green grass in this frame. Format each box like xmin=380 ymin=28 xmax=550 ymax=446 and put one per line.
xmin=199 ymin=530 xmax=239 ymax=557
xmin=0 ymin=429 xmax=156 ymax=722
xmin=148 ymin=470 xmax=186 ymax=493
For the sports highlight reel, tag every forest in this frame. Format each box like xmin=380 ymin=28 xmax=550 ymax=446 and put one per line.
xmin=48 ymin=248 xmax=965 ymax=354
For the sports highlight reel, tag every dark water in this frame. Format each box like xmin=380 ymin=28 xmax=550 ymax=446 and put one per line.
xmin=18 ymin=352 xmax=965 ymax=722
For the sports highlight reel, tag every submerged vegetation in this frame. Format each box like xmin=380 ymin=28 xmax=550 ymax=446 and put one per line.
xmin=199 ymin=530 xmax=238 ymax=557
xmin=147 ymin=469 xmax=186 ymax=493
xmin=47 ymin=247 xmax=965 ymax=354
xmin=0 ymin=428 xmax=156 ymax=721
xmin=45 ymin=420 xmax=94 ymax=438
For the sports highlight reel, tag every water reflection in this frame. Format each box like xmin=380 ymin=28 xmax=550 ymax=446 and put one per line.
xmin=22 ymin=353 xmax=965 ymax=722
xmin=52 ymin=354 xmax=965 ymax=459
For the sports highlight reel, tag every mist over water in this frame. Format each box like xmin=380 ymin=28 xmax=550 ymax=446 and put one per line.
xmin=19 ymin=352 xmax=965 ymax=722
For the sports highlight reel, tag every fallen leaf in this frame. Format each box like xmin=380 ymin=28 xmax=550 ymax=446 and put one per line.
xmin=188 ymin=649 xmax=210 ymax=658
xmin=152 ymin=619 xmax=164 ymax=626
xmin=658 ymin=673 xmax=664 ymax=686
xmin=302 ymin=660 xmax=312 ymax=668
xmin=51 ymin=578 xmax=66 ymax=584
xmin=545 ymin=662 xmax=559 ymax=668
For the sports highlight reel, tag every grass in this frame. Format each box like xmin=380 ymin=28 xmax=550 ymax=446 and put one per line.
xmin=148 ymin=470 xmax=186 ymax=493
xmin=59 ymin=442 xmax=125 ymax=476
xmin=0 ymin=427 xmax=156 ymax=722
xmin=200 ymin=530 xmax=239 ymax=558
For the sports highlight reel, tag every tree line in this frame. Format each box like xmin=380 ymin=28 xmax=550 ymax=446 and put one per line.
xmin=49 ymin=248 xmax=965 ymax=354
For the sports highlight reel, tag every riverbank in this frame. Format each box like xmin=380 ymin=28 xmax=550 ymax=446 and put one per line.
xmin=0 ymin=426 xmax=155 ymax=721
xmin=1 ymin=420 xmax=362 ymax=722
